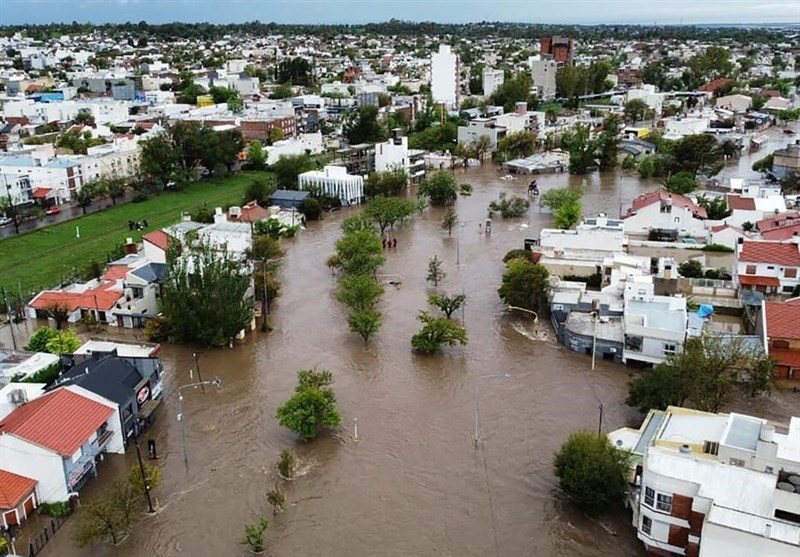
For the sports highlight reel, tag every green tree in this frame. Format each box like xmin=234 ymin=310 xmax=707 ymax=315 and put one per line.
xmin=24 ymin=326 xmax=59 ymax=352
xmin=241 ymin=516 xmax=269 ymax=553
xmin=276 ymin=369 xmax=342 ymax=441
xmin=271 ymin=154 xmax=314 ymax=189
xmin=0 ymin=193 xmax=28 ymax=235
xmin=337 ymin=275 xmax=383 ymax=311
xmin=419 ymin=171 xmax=458 ymax=206
xmin=364 ymin=170 xmax=408 ymax=198
xmin=408 ymin=122 xmax=458 ymax=152
xmin=562 ymin=125 xmax=599 ymax=174
xmin=678 ymin=259 xmax=704 ymax=278
xmin=244 ymin=178 xmax=276 ymax=205
xmin=247 ymin=140 xmax=267 ymax=170
xmin=45 ymin=328 xmax=81 ymax=354
xmin=333 ymin=229 xmax=385 ymax=276
xmin=488 ymin=193 xmax=530 ymax=219
xmin=540 ymin=187 xmax=583 ymax=229
xmin=472 ymin=135 xmax=493 ymax=163
xmin=411 ymin=311 xmax=468 ymax=354
xmin=623 ymin=98 xmax=649 ymax=124
xmin=75 ymin=181 xmax=101 ymax=214
xmin=347 ymin=309 xmax=381 ymax=344
xmin=751 ymin=153 xmax=774 ymax=175
xmin=441 ymin=207 xmax=458 ymax=236
xmin=428 ymin=292 xmax=466 ymax=319
xmin=496 ymin=131 xmax=536 ymax=160
xmin=73 ymin=480 xmax=142 ymax=547
xmin=553 ymin=432 xmax=632 ymax=515
xmin=270 ymin=83 xmax=293 ymax=99
xmin=490 ymin=72 xmax=533 ymax=113
xmin=298 ymin=197 xmax=322 ymax=221
xmin=177 ymin=82 xmax=206 ymax=105
xmin=663 ymin=171 xmax=698 ymax=195
xmin=597 ymin=114 xmax=621 ymax=170
xmin=498 ymin=258 xmax=550 ymax=314
xmin=343 ymin=105 xmax=387 ymax=145
xmin=364 ymin=196 xmax=416 ymax=235
xmin=268 ymin=126 xmax=285 ymax=145
xmin=127 ymin=462 xmax=160 ymax=500
xmin=208 ymin=85 xmax=238 ymax=105
xmin=266 ymin=488 xmax=286 ymax=515
xmin=697 ymin=195 xmax=731 ymax=220
xmin=426 ymin=255 xmax=446 ymax=287
xmin=670 ymin=134 xmax=724 ymax=178
xmin=103 ymin=177 xmax=127 ymax=205
xmin=276 ymin=449 xmax=296 ymax=479
xmin=160 ymin=244 xmax=253 ymax=347
xmin=139 ymin=134 xmax=178 ymax=186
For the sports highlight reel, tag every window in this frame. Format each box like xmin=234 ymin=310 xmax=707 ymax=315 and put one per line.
xmin=729 ymin=457 xmax=745 ymax=467
xmin=674 ymin=217 xmax=680 ymax=223
xmin=703 ymin=441 xmax=719 ymax=456
xmin=767 ymin=266 xmax=775 ymax=270
xmin=785 ymin=268 xmax=797 ymax=278
xmin=783 ymin=286 xmax=795 ymax=293
xmin=644 ymin=486 xmax=655 ymax=507
xmin=663 ymin=343 xmax=677 ymax=356
xmin=642 ymin=515 xmax=652 ymax=536
xmin=625 ymin=335 xmax=643 ymax=352
xmin=656 ymin=493 xmax=673 ymax=513
xmin=744 ymin=265 xmax=756 ymax=274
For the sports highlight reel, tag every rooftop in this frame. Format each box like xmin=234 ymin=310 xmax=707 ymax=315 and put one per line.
xmin=0 ymin=469 xmax=37 ymax=509
xmin=739 ymin=240 xmax=800 ymax=267
xmin=74 ymin=339 xmax=160 ymax=359
xmin=765 ymin=298 xmax=800 ymax=340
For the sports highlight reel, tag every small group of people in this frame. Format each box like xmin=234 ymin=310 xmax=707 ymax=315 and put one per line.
xmin=128 ymin=219 xmax=148 ymax=231
xmin=382 ymin=237 xmax=397 ymax=249
xmin=527 ymin=179 xmax=539 ymax=196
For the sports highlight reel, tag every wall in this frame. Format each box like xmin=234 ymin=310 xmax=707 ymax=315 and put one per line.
xmin=431 ymin=45 xmax=458 ymax=109
xmin=700 ymin=522 xmax=796 ymax=557
xmin=0 ymin=434 xmax=68 ymax=503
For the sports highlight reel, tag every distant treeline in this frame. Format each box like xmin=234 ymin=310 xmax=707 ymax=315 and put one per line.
xmin=0 ymin=20 xmax=795 ymax=43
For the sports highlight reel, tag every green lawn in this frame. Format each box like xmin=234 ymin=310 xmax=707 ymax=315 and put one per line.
xmin=0 ymin=171 xmax=270 ymax=296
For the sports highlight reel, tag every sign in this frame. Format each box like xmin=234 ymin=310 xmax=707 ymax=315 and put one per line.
xmin=136 ymin=383 xmax=151 ymax=407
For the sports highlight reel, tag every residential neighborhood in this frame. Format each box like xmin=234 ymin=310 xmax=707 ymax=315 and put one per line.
xmin=0 ymin=12 xmax=799 ymax=557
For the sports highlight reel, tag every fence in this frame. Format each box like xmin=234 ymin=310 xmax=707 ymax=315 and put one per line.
xmin=27 ymin=516 xmax=67 ymax=557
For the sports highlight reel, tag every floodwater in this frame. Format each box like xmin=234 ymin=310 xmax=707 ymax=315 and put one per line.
xmin=10 ymin=125 xmax=799 ymax=557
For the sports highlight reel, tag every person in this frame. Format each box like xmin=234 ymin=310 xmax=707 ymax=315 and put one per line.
xmin=128 ymin=220 xmax=134 ymax=231
xmin=392 ymin=238 xmax=397 ymax=248
xmin=142 ymin=219 xmax=148 ymax=228
xmin=382 ymin=238 xmax=387 ymax=249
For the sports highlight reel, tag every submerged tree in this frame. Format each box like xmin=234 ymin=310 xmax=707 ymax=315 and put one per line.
xmin=426 ymin=255 xmax=446 ymax=287
xmin=276 ymin=369 xmax=342 ymax=441
xmin=411 ymin=311 xmax=468 ymax=354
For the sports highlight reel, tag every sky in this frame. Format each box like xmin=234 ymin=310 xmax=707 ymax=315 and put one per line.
xmin=0 ymin=0 xmax=799 ymax=26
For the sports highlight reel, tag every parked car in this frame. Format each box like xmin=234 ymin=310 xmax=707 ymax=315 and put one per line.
xmin=45 ymin=206 xmax=61 ymax=215
xmin=0 ymin=216 xmax=12 ymax=226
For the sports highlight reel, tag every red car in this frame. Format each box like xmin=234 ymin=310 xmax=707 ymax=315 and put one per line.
xmin=45 ymin=206 xmax=61 ymax=215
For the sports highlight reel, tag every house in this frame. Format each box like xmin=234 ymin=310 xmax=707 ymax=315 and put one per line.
xmin=698 ymin=78 xmax=734 ymax=97
xmin=0 ymin=469 xmax=38 ymax=529
xmin=707 ymin=224 xmax=751 ymax=251
xmin=756 ymin=298 xmax=800 ymax=380
xmin=374 ymin=130 xmax=426 ymax=183
xmin=772 ymin=141 xmax=800 ymax=181
xmin=623 ymin=276 xmax=688 ymax=365
xmin=622 ymin=191 xmax=708 ymax=238
xmin=54 ymin=353 xmax=163 ymax=442
xmin=715 ymin=94 xmax=752 ymax=113
xmin=298 ymin=165 xmax=364 ymax=206
xmin=735 ymin=239 xmax=800 ymax=295
xmin=267 ymin=190 xmax=309 ymax=210
xmin=457 ymin=118 xmax=507 ymax=151
xmin=0 ymin=350 xmax=59 ymax=385
xmin=0 ymin=385 xmax=124 ymax=503
xmin=228 ymin=199 xmax=270 ymax=222
xmin=608 ymin=406 xmax=800 ymax=557
xmin=0 ymin=383 xmax=46 ymax=421
xmin=142 ymin=229 xmax=170 ymax=264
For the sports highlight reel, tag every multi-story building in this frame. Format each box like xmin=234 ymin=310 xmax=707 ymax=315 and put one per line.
xmin=0 ymin=148 xmax=89 ymax=203
xmin=772 ymin=140 xmax=800 ymax=180
xmin=529 ymin=57 xmax=558 ymax=100
xmin=540 ymin=36 xmax=574 ymax=66
xmin=609 ymin=406 xmax=800 ymax=557
xmin=481 ymin=68 xmax=504 ymax=97
xmin=735 ymin=239 xmax=800 ymax=295
xmin=430 ymin=44 xmax=459 ymax=110
xmin=298 ymin=165 xmax=364 ymax=206
xmin=374 ymin=130 xmax=426 ymax=184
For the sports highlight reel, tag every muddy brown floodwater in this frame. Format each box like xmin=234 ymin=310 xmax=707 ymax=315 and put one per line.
xmin=28 ymin=125 xmax=800 ymax=557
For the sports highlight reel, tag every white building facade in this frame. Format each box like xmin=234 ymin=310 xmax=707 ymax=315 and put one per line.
xmin=298 ymin=165 xmax=364 ymax=206
xmin=430 ymin=44 xmax=459 ymax=110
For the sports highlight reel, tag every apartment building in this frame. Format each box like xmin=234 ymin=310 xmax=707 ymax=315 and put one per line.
xmin=430 ymin=44 xmax=459 ymax=110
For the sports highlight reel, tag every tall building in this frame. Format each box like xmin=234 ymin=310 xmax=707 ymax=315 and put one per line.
xmin=610 ymin=406 xmax=800 ymax=557
xmin=430 ymin=44 xmax=459 ymax=110
xmin=540 ymin=36 xmax=574 ymax=66
xmin=481 ymin=68 xmax=504 ymax=97
xmin=529 ymin=57 xmax=557 ymax=100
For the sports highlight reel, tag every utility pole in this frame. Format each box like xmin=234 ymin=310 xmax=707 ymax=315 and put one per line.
xmin=597 ymin=403 xmax=604 ymax=436
xmin=193 ymin=352 xmax=205 ymax=393
xmin=2 ymin=287 xmax=17 ymax=350
xmin=133 ymin=425 xmax=155 ymax=513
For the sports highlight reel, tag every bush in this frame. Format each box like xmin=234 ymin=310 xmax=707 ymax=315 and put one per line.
xmin=621 ymin=154 xmax=637 ymax=170
xmin=502 ymin=249 xmax=536 ymax=264
xmin=143 ymin=315 xmax=170 ymax=342
xmin=554 ymin=432 xmax=631 ymax=515
xmin=22 ymin=362 xmax=61 ymax=385
xmin=487 ymin=193 xmax=530 ymax=219
xmin=298 ymin=197 xmax=322 ymax=221
xmin=25 ymin=326 xmax=58 ymax=352
xmin=39 ymin=501 xmax=73 ymax=518
xmin=562 ymin=273 xmax=603 ymax=288
xmin=701 ymin=243 xmax=734 ymax=253
xmin=277 ymin=449 xmax=296 ymax=479
xmin=678 ymin=259 xmax=704 ymax=278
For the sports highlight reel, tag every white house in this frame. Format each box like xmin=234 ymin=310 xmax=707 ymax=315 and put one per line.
xmin=265 ymin=133 xmax=324 ymax=166
xmin=735 ymin=239 xmax=800 ymax=295
xmin=374 ymin=132 xmax=426 ymax=183
xmin=0 ymin=149 xmax=90 ymax=203
xmin=609 ymin=406 xmax=800 ymax=557
xmin=430 ymin=44 xmax=459 ymax=110
xmin=663 ymin=117 xmax=710 ymax=138
xmin=716 ymin=94 xmax=753 ymax=113
xmin=707 ymin=224 xmax=751 ymax=251
xmin=457 ymin=118 xmax=507 ymax=151
xmin=623 ymin=276 xmax=688 ymax=365
xmin=623 ymin=191 xmax=708 ymax=238
xmin=481 ymin=68 xmax=504 ymax=97
xmin=0 ymin=385 xmax=124 ymax=503
xmin=0 ymin=382 xmax=45 ymax=421
xmin=298 ymin=165 xmax=364 ymax=206
xmin=626 ymin=85 xmax=664 ymax=117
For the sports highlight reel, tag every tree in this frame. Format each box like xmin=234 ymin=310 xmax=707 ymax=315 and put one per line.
xmin=364 ymin=170 xmax=408 ymax=198
xmin=271 ymin=154 xmax=314 ymax=189
xmin=348 ymin=309 xmax=381 ymax=344
xmin=24 ymin=326 xmax=59 ymax=352
xmin=489 ymin=72 xmax=533 ymax=113
xmin=298 ymin=197 xmax=322 ymax=221
xmin=241 ymin=516 xmax=269 ymax=553
xmin=276 ymin=369 xmax=342 ymax=441
xmin=208 ymin=85 xmax=238 ymax=105
xmin=498 ymin=258 xmax=550 ymax=314
xmin=268 ymin=126 xmax=285 ymax=145
xmin=426 ymin=255 xmax=446 ymax=287
xmin=337 ymin=275 xmax=383 ymax=311
xmin=553 ymin=432 xmax=632 ymax=515
xmin=678 ymin=259 xmax=704 ymax=278
xmin=496 ymin=131 xmax=536 ymax=161
xmin=244 ymin=178 xmax=276 ymax=205
xmin=697 ymin=195 xmax=731 ymax=220
xmin=561 ymin=125 xmax=599 ymax=174
xmin=441 ymin=207 xmax=458 ymax=236
xmin=177 ymin=82 xmax=206 ymax=105
xmin=0 ymin=194 xmax=28 ymax=235
xmin=247 ymin=140 xmax=267 ymax=170
xmin=411 ymin=311 xmax=468 ymax=354
xmin=267 ymin=488 xmax=286 ymax=515
xmin=74 ymin=480 xmax=142 ymax=547
xmin=249 ymin=234 xmax=283 ymax=261
xmin=419 ymin=171 xmax=458 ymax=206
xmin=45 ymin=328 xmax=81 ymax=354
xmin=140 ymin=134 xmax=178 ymax=186
xmin=343 ymin=105 xmax=387 ymax=145
xmin=663 ymin=171 xmax=698 ymax=195
xmin=626 ymin=336 xmax=775 ymax=414
xmin=623 ymin=98 xmax=649 ymax=124
xmin=540 ymin=187 xmax=583 ymax=230
xmin=270 ymin=83 xmax=294 ymax=99
xmin=597 ymin=114 xmax=621 ymax=170
xmin=103 ymin=177 xmax=127 ymax=205
xmin=75 ymin=181 xmax=101 ymax=214
xmin=670 ymin=134 xmax=724 ymax=178
xmin=364 ymin=196 xmax=416 ymax=235
xmin=752 ymin=153 xmax=773 ymax=175
xmin=276 ymin=449 xmax=296 ymax=479
xmin=160 ymin=244 xmax=253 ymax=347
xmin=488 ymin=193 xmax=530 ymax=219
xmin=127 ymin=462 xmax=161 ymax=500
xmin=428 ymin=292 xmax=466 ymax=319
xmin=472 ymin=135 xmax=492 ymax=162
xmin=333 ymin=229 xmax=385 ymax=276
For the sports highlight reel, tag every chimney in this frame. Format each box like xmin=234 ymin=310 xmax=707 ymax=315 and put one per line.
xmin=213 ymin=207 xmax=226 ymax=224
xmin=123 ymin=237 xmax=137 ymax=254
xmin=515 ymin=101 xmax=527 ymax=116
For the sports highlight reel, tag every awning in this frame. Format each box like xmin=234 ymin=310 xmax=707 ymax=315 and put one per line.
xmin=31 ymin=187 xmax=53 ymax=199
xmin=138 ymin=397 xmax=161 ymax=420
xmin=739 ymin=275 xmax=780 ymax=287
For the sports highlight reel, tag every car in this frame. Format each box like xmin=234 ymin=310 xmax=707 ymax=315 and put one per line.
xmin=45 ymin=206 xmax=61 ymax=215
xmin=0 ymin=216 xmax=12 ymax=226
xmin=164 ymin=181 xmax=177 ymax=190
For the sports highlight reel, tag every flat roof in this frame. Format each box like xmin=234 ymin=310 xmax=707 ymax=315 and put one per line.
xmin=659 ymin=412 xmax=728 ymax=446
xmin=75 ymin=340 xmax=159 ymax=359
xmin=723 ymin=414 xmax=763 ymax=452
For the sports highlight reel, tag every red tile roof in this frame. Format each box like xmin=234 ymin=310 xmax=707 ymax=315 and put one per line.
xmin=739 ymin=241 xmax=800 ymax=267
xmin=29 ymin=263 xmax=130 ymax=312
xmin=739 ymin=275 xmax=780 ymax=287
xmin=0 ymin=470 xmax=37 ymax=509
xmin=710 ymin=223 xmax=745 ymax=234
xmin=765 ymin=299 xmax=800 ymax=340
xmin=698 ymin=78 xmax=733 ymax=93
xmin=31 ymin=188 xmax=52 ymax=199
xmin=143 ymin=230 xmax=170 ymax=251
xmin=626 ymin=191 xmax=707 ymax=219
xmin=727 ymin=195 xmax=756 ymax=211
xmin=756 ymin=212 xmax=800 ymax=232
xmin=0 ymin=387 xmax=113 ymax=457
xmin=230 ymin=200 xmax=269 ymax=223
xmin=762 ymin=224 xmax=800 ymax=241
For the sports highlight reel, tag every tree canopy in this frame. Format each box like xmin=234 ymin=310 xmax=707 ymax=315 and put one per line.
xmin=419 ymin=171 xmax=458 ymax=206
xmin=276 ymin=369 xmax=342 ymax=441
xmin=497 ymin=258 xmax=550 ymax=314
xmin=411 ymin=311 xmax=468 ymax=354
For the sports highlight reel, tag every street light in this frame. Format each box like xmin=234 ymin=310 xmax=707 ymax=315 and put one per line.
xmin=506 ymin=305 xmax=539 ymax=336
xmin=132 ymin=422 xmax=155 ymax=514
xmin=474 ymin=373 xmax=511 ymax=447
xmin=456 ymin=221 xmax=465 ymax=265
xmin=177 ymin=378 xmax=222 ymax=470
xmin=591 ymin=310 xmax=599 ymax=371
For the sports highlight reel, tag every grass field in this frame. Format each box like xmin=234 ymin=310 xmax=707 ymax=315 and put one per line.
xmin=0 ymin=171 xmax=271 ymax=296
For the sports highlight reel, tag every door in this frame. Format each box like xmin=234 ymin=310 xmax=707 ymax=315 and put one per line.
xmin=23 ymin=494 xmax=35 ymax=517
xmin=3 ymin=509 xmax=18 ymax=526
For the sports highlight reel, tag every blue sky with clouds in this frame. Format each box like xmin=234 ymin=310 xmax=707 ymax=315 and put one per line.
xmin=1 ymin=0 xmax=799 ymax=26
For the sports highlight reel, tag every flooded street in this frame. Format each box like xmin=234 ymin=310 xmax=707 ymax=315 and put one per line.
xmin=17 ymin=125 xmax=800 ymax=557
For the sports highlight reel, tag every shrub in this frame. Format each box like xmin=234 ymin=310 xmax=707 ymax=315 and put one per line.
xmin=701 ymin=243 xmax=734 ymax=253
xmin=143 ymin=316 xmax=170 ymax=342
xmin=39 ymin=501 xmax=73 ymax=518
xmin=22 ymin=362 xmax=61 ymax=385
xmin=277 ymin=449 xmax=296 ymax=479
xmin=298 ymin=197 xmax=322 ymax=221
xmin=502 ymin=249 xmax=536 ymax=264
xmin=487 ymin=193 xmax=530 ymax=219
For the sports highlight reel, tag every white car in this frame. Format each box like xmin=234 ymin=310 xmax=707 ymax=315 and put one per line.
xmin=0 ymin=216 xmax=12 ymax=227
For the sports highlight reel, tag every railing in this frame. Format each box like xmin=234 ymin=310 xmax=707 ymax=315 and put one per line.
xmin=27 ymin=515 xmax=67 ymax=557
